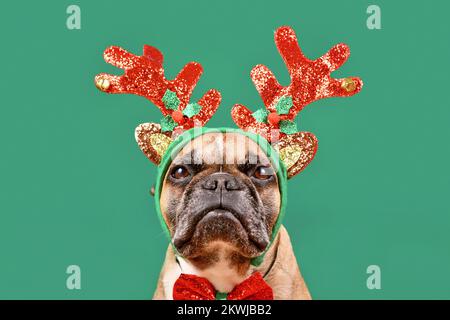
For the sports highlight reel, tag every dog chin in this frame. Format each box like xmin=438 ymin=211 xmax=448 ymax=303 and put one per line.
xmin=174 ymin=209 xmax=267 ymax=258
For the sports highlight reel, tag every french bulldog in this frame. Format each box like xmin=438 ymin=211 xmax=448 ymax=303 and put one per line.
xmin=153 ymin=132 xmax=311 ymax=300
xmin=95 ymin=25 xmax=362 ymax=300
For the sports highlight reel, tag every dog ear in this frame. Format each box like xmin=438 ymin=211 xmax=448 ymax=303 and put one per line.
xmin=275 ymin=132 xmax=318 ymax=179
xmin=135 ymin=123 xmax=173 ymax=165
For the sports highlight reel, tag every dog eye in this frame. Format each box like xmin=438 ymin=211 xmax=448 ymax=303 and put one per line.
xmin=170 ymin=166 xmax=190 ymax=180
xmin=253 ymin=166 xmax=273 ymax=180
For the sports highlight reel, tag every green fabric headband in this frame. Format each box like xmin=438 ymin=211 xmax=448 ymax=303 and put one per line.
xmin=153 ymin=127 xmax=288 ymax=267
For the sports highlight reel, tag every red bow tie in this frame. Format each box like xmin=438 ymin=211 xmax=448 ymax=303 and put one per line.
xmin=173 ymin=272 xmax=273 ymax=300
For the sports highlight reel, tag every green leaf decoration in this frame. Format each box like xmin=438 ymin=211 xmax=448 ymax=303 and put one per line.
xmin=160 ymin=115 xmax=177 ymax=132
xmin=252 ymin=108 xmax=269 ymax=123
xmin=183 ymin=103 xmax=202 ymax=118
xmin=275 ymin=96 xmax=293 ymax=115
xmin=279 ymin=120 xmax=297 ymax=134
xmin=162 ymin=89 xmax=180 ymax=110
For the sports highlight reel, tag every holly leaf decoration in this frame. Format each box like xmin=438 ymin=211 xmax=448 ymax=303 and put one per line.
xmin=279 ymin=120 xmax=297 ymax=134
xmin=183 ymin=103 xmax=202 ymax=118
xmin=160 ymin=115 xmax=177 ymax=132
xmin=252 ymin=108 xmax=269 ymax=123
xmin=162 ymin=89 xmax=180 ymax=110
xmin=275 ymin=96 xmax=293 ymax=115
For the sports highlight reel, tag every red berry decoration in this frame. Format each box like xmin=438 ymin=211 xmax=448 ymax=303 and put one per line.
xmin=267 ymin=112 xmax=281 ymax=126
xmin=172 ymin=110 xmax=184 ymax=124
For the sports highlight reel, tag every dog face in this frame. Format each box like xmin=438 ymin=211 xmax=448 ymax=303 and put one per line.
xmin=159 ymin=132 xmax=280 ymax=263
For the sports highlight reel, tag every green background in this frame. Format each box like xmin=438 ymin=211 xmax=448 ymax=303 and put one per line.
xmin=1 ymin=0 xmax=449 ymax=299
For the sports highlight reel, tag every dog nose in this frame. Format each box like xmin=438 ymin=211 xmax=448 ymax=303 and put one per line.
xmin=202 ymin=173 xmax=241 ymax=191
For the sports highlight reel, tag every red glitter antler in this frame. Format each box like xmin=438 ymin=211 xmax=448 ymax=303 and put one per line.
xmin=95 ymin=45 xmax=221 ymax=133
xmin=231 ymin=26 xmax=363 ymax=142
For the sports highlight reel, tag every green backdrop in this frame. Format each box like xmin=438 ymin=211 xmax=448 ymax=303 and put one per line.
xmin=1 ymin=0 xmax=449 ymax=299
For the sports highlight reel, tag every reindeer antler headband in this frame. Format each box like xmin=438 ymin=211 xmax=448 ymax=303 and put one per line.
xmin=95 ymin=26 xmax=362 ymax=178
xmin=232 ymin=26 xmax=362 ymax=177
xmin=95 ymin=44 xmax=222 ymax=164
xmin=95 ymin=26 xmax=362 ymax=266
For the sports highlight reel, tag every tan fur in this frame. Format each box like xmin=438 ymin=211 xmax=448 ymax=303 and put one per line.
xmin=154 ymin=132 xmax=311 ymax=300
xmin=153 ymin=225 xmax=311 ymax=300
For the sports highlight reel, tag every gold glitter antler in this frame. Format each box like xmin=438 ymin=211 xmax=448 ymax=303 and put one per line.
xmin=232 ymin=26 xmax=363 ymax=178
xmin=95 ymin=45 xmax=222 ymax=164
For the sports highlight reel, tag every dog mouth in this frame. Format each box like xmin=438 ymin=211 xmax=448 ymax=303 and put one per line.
xmin=173 ymin=208 xmax=269 ymax=254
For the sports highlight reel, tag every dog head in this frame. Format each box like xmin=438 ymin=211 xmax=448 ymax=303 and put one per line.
xmin=159 ymin=132 xmax=281 ymax=263
xmin=96 ymin=25 xmax=362 ymax=271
